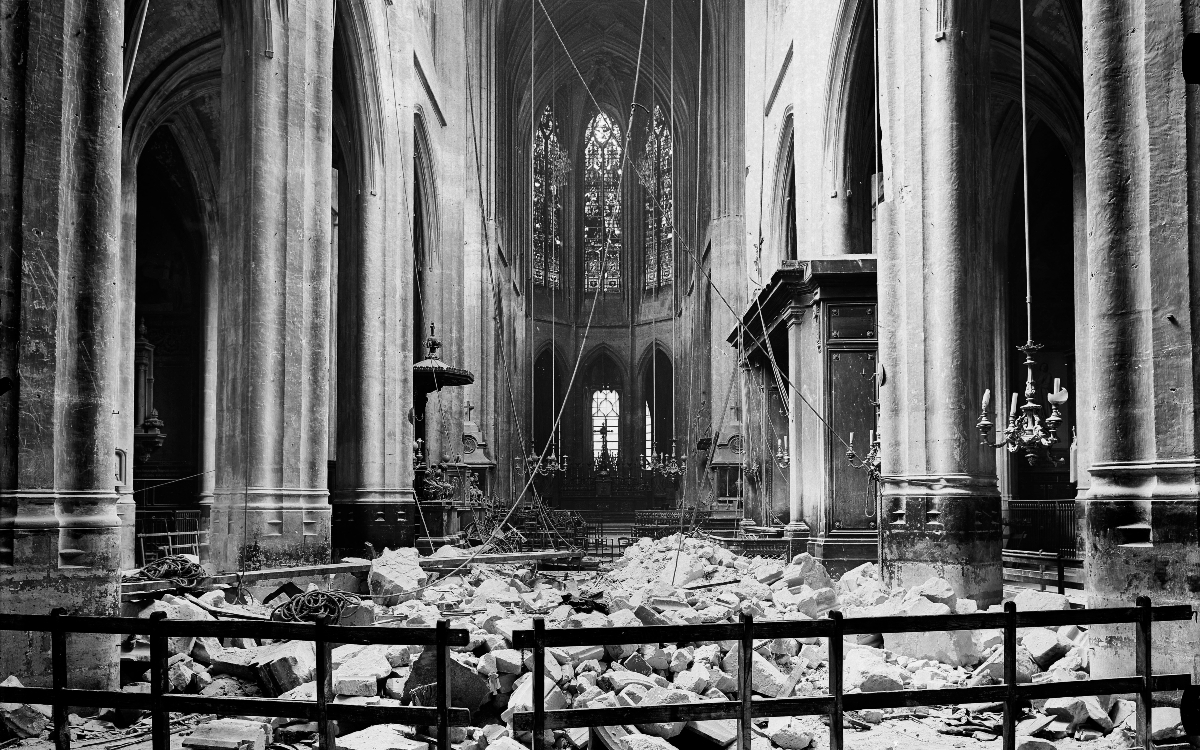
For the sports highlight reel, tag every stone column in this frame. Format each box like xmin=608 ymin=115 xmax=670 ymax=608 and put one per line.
xmin=785 ymin=314 xmax=807 ymax=538
xmin=706 ymin=1 xmax=748 ymax=500
xmin=1082 ymin=0 xmax=1200 ymax=679
xmin=876 ymin=0 xmax=1001 ymax=604
xmin=0 ymin=0 xmax=125 ymax=689
xmin=331 ymin=151 xmax=415 ymax=557
xmin=116 ymin=158 xmax=138 ymax=571
xmin=210 ymin=0 xmax=334 ymax=571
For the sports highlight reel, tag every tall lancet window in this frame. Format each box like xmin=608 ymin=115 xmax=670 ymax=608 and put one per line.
xmin=583 ymin=111 xmax=623 ymax=293
xmin=533 ymin=105 xmax=565 ymax=288
xmin=641 ymin=105 xmax=674 ymax=290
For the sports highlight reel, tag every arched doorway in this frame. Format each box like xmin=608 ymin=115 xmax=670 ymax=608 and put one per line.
xmin=132 ymin=127 xmax=206 ymax=559
xmin=1004 ymin=122 xmax=1077 ymax=550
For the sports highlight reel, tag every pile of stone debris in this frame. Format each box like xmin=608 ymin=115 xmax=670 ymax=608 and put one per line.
xmin=1 ymin=538 xmax=1190 ymax=750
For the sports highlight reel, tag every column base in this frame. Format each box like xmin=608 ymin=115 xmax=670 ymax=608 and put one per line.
xmin=880 ymin=478 xmax=1002 ymax=605
xmin=808 ymin=530 xmax=879 ymax=579
xmin=209 ymin=488 xmax=331 ymax=573
xmin=0 ymin=491 xmax=121 ymax=691
xmin=783 ymin=521 xmax=810 ymax=540
xmin=330 ymin=489 xmax=415 ymax=561
xmin=1083 ymin=485 xmax=1200 ymax=681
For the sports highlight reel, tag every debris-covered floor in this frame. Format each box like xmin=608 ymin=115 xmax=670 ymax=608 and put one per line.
xmin=0 ymin=536 xmax=1191 ymax=750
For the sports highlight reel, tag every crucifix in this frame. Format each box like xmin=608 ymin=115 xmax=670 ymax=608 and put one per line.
xmin=464 ymin=401 xmax=475 ymax=422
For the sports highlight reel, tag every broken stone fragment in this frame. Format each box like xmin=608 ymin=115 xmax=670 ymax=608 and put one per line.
xmin=336 ymin=723 xmax=429 ymax=750
xmin=200 ymin=675 xmax=261 ymax=698
xmin=905 ymin=577 xmax=958 ymax=609
xmin=621 ymin=735 xmax=677 ymax=750
xmin=1021 ymin=628 xmax=1072 ymax=670
xmin=182 ymin=719 xmax=272 ymax=750
xmin=368 ymin=548 xmax=430 ymax=606
xmin=405 ymin=650 xmax=491 ymax=713
xmin=1152 ymin=706 xmax=1185 ymax=742
xmin=719 ymin=649 xmax=787 ymax=697
xmin=843 ymin=648 xmax=910 ymax=693
xmin=1011 ymin=590 xmax=1071 ymax=612
xmin=0 ymin=675 xmax=52 ymax=738
xmin=635 ymin=686 xmax=695 ymax=738
xmin=334 ymin=675 xmax=377 ymax=697
xmin=767 ymin=716 xmax=813 ymax=749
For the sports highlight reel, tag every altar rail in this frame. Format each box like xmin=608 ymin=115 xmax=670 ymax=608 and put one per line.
xmin=512 ymin=597 xmax=1193 ymax=750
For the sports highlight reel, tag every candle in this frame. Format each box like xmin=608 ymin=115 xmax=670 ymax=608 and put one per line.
xmin=1010 ymin=392 xmax=1019 ymax=417
xmin=869 ymin=430 xmax=875 ymax=446
xmin=982 ymin=389 xmax=991 ymax=410
xmin=849 ymin=432 xmax=855 ymax=449
xmin=1053 ymin=378 xmax=1061 ymax=394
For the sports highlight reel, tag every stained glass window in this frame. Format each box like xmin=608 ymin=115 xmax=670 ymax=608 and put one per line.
xmin=591 ymin=389 xmax=620 ymax=461
xmin=533 ymin=106 xmax=565 ymax=288
xmin=583 ymin=112 xmax=623 ymax=293
xmin=641 ymin=105 xmax=674 ymax=290
xmin=644 ymin=402 xmax=654 ymax=461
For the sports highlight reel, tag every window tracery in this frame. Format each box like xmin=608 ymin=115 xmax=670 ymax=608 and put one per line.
xmin=533 ymin=105 xmax=565 ymax=288
xmin=591 ymin=389 xmax=620 ymax=461
xmin=583 ymin=112 xmax=623 ymax=293
xmin=640 ymin=105 xmax=674 ymax=290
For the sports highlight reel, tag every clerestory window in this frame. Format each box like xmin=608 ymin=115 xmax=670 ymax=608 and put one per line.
xmin=533 ymin=106 xmax=565 ymax=288
xmin=583 ymin=112 xmax=623 ymax=293
xmin=640 ymin=105 xmax=674 ymax=290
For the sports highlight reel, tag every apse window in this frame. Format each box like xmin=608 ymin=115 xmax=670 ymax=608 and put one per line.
xmin=641 ymin=104 xmax=674 ymax=290
xmin=583 ymin=112 xmax=623 ymax=293
xmin=591 ymin=389 xmax=620 ymax=461
xmin=533 ymin=105 xmax=565 ymax=289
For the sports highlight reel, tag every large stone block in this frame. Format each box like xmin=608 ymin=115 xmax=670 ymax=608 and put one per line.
xmin=368 ymin=548 xmax=429 ymax=606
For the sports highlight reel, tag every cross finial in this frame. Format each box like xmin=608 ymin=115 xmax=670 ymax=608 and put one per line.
xmin=465 ymin=401 xmax=475 ymax=421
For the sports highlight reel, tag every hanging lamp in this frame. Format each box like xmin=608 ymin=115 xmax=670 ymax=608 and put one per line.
xmin=976 ymin=0 xmax=1068 ymax=464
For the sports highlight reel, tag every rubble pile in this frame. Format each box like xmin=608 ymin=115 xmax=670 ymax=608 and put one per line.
xmin=0 ymin=537 xmax=1189 ymax=750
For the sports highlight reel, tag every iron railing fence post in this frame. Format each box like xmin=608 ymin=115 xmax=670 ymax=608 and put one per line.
xmin=148 ymin=610 xmax=169 ymax=750
xmin=50 ymin=608 xmax=69 ymax=750
xmin=1002 ymin=601 xmax=1017 ymax=750
xmin=437 ymin=619 xmax=452 ymax=750
xmin=738 ymin=613 xmax=753 ymax=750
xmin=314 ymin=615 xmax=334 ymax=750
xmin=828 ymin=610 xmax=844 ymax=750
xmin=1135 ymin=596 xmax=1152 ymax=750
xmin=532 ymin=618 xmax=546 ymax=750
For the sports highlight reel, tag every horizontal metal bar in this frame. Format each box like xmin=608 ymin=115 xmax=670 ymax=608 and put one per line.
xmin=750 ymin=621 xmax=836 ymax=639
xmin=328 ymin=703 xmax=472 ymax=725
xmin=840 ymin=613 xmax=1006 ymax=635
xmin=1015 ymin=606 xmax=1195 ymax=628
xmin=844 ymin=685 xmax=1009 ymax=711
xmin=0 ymin=613 xmax=468 ymax=645
xmin=0 ymin=688 xmax=473 ymax=726
xmin=742 ymin=696 xmax=835 ymax=718
xmin=512 ymin=701 xmax=742 ymax=731
xmin=512 ymin=623 xmax=744 ymax=648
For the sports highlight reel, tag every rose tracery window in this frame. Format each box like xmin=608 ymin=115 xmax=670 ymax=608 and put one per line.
xmin=640 ymin=105 xmax=674 ymax=290
xmin=533 ymin=106 xmax=565 ymax=288
xmin=583 ymin=112 xmax=623 ymax=293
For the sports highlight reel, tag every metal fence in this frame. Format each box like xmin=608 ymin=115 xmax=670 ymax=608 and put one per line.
xmin=0 ymin=598 xmax=1191 ymax=750
xmin=512 ymin=597 xmax=1192 ymax=750
xmin=1006 ymin=500 xmax=1079 ymax=559
xmin=0 ymin=611 xmax=471 ymax=750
